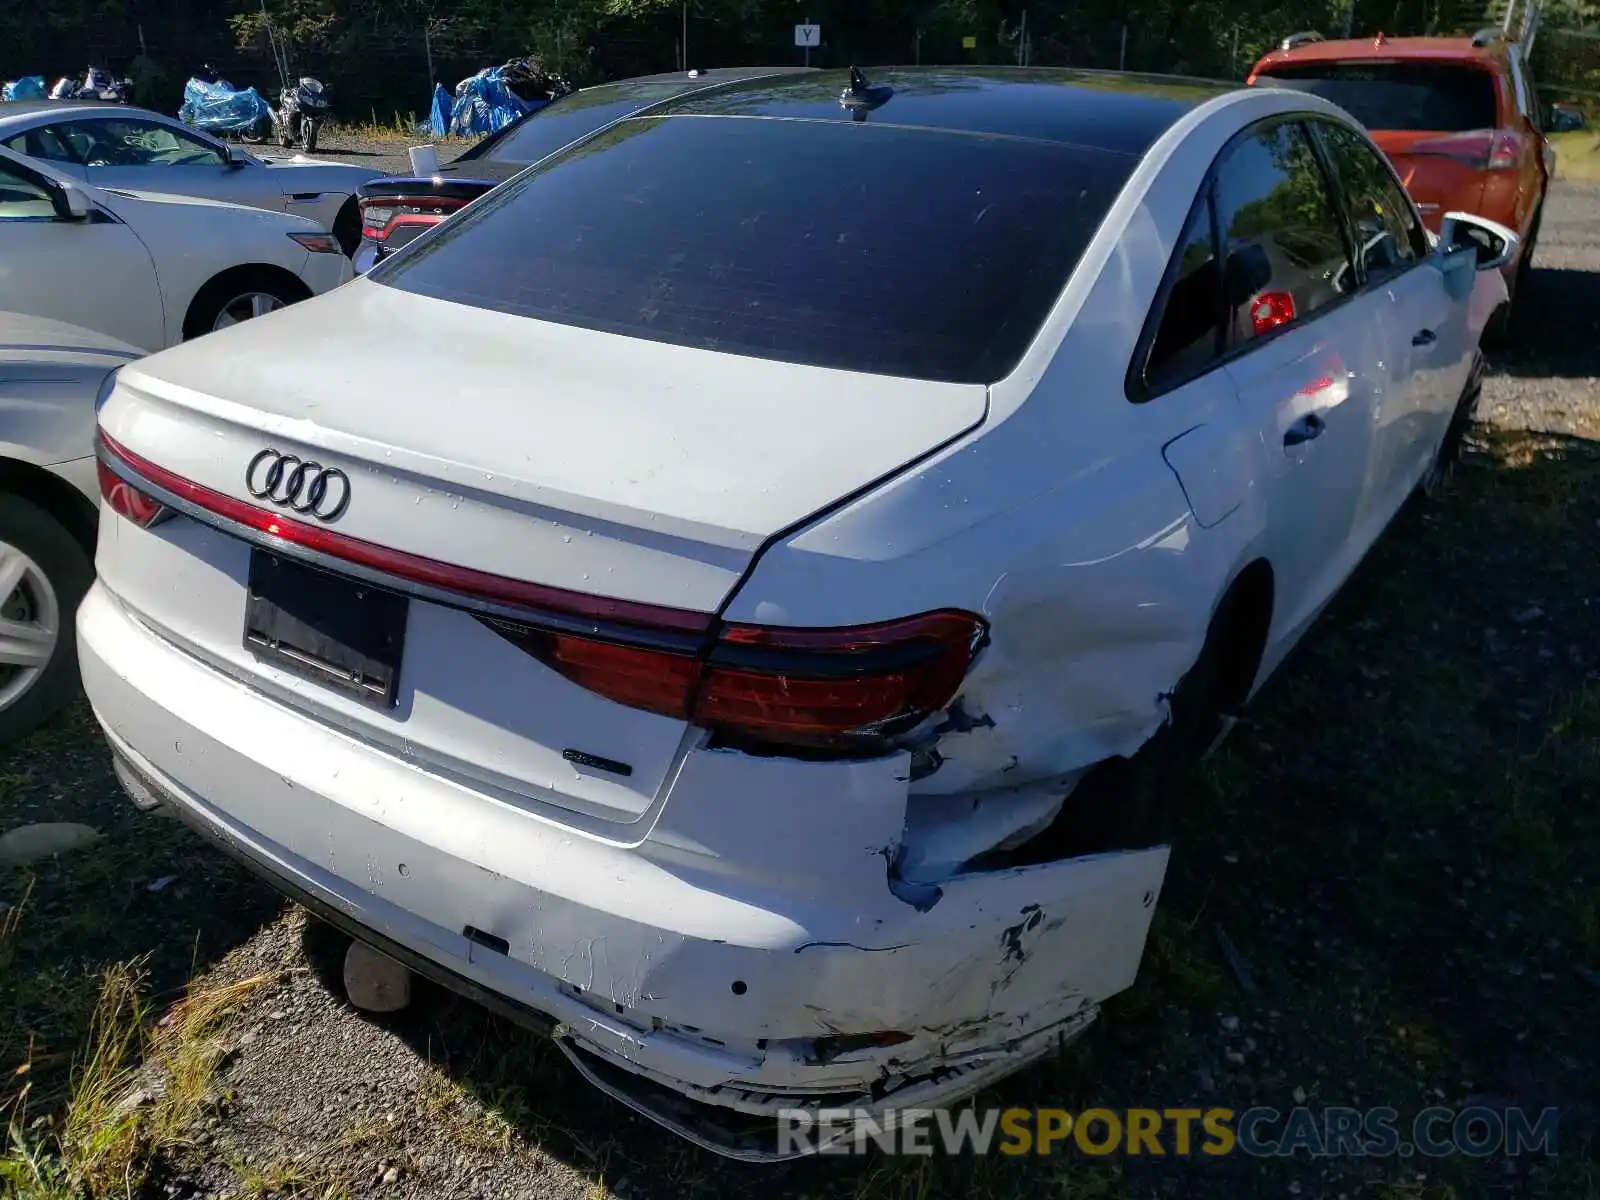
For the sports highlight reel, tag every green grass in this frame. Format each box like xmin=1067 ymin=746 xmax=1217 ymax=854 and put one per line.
xmin=1549 ymin=130 xmax=1600 ymax=182
xmin=324 ymin=110 xmax=476 ymax=145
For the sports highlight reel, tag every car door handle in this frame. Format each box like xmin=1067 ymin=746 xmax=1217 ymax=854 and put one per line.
xmin=1412 ymin=329 xmax=1438 ymax=346
xmin=1283 ymin=412 xmax=1327 ymax=446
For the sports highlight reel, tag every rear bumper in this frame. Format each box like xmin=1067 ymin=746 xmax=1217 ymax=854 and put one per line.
xmin=78 ymin=579 xmax=1167 ymax=1160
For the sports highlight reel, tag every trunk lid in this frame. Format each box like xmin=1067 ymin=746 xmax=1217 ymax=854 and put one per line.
xmin=97 ymin=280 xmax=986 ymax=825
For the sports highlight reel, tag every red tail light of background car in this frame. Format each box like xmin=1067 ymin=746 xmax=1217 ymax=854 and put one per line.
xmin=358 ymin=194 xmax=471 ymax=245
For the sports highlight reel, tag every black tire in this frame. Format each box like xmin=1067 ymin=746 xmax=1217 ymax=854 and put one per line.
xmin=332 ymin=198 xmax=361 ymax=258
xmin=1419 ymin=351 xmax=1485 ymax=498
xmin=0 ymin=494 xmax=94 ymax=744
xmin=240 ymin=123 xmax=266 ymax=145
xmin=183 ymin=269 xmax=308 ymax=341
xmin=302 ymin=118 xmax=319 ymax=155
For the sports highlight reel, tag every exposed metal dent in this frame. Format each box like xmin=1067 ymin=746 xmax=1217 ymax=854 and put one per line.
xmin=896 ymin=772 xmax=1083 ymax=883
xmin=884 ymin=845 xmax=945 ymax=912
xmin=928 ymin=698 xmax=995 ymax=737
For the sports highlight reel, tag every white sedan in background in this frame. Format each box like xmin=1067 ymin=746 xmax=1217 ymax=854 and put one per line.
xmin=81 ymin=69 xmax=1513 ymax=1158
xmin=0 ymin=314 xmax=133 ymax=740
xmin=0 ymin=101 xmax=383 ymax=254
xmin=0 ymin=144 xmax=351 ymax=352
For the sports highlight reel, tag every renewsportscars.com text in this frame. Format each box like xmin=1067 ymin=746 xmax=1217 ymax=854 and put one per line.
xmin=777 ymin=1105 xmax=1562 ymax=1158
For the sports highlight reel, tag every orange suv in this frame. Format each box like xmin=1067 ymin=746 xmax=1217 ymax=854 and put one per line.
xmin=1249 ymin=28 xmax=1554 ymax=334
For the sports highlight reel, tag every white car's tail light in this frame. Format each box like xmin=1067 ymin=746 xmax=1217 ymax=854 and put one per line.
xmin=96 ymin=460 xmax=169 ymax=528
xmin=97 ymin=430 xmax=987 ymax=754
xmin=492 ymin=608 xmax=987 ymax=752
xmin=288 ymin=231 xmax=343 ymax=254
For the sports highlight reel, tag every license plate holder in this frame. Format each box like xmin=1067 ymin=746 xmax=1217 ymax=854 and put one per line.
xmin=244 ymin=549 xmax=407 ymax=709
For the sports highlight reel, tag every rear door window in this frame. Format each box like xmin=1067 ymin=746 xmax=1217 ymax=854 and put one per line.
xmin=376 ymin=114 xmax=1137 ymax=384
xmin=1258 ymin=63 xmax=1499 ymax=132
xmin=1211 ymin=121 xmax=1353 ymax=348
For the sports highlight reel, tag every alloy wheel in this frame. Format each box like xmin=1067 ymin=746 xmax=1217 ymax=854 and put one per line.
xmin=213 ymin=292 xmax=286 ymax=330
xmin=0 ymin=540 xmax=60 ymax=714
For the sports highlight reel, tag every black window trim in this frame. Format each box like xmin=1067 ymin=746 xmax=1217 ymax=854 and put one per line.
xmin=1127 ymin=112 xmax=1430 ymax=405
xmin=1122 ymin=181 xmax=1225 ymax=403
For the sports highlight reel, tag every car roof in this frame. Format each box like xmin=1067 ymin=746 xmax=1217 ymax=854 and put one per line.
xmin=0 ymin=99 xmax=164 ymax=125
xmin=610 ymin=67 xmax=1238 ymax=156
xmin=1254 ymin=34 xmax=1510 ymax=72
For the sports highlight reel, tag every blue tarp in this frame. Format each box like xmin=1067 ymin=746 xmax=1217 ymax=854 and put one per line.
xmin=428 ymin=83 xmax=453 ymax=138
xmin=178 ymin=76 xmax=272 ymax=133
xmin=447 ymin=66 xmax=552 ymax=137
xmin=2 ymin=75 xmax=47 ymax=101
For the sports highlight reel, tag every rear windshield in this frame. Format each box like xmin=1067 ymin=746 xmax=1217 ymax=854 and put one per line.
xmin=374 ymin=115 xmax=1134 ymax=383
xmin=1259 ymin=62 xmax=1498 ymax=131
xmin=472 ymin=83 xmax=693 ymax=164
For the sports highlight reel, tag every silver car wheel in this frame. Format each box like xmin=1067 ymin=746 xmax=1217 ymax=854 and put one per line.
xmin=0 ymin=540 xmax=61 ymax=714
xmin=213 ymin=292 xmax=286 ymax=330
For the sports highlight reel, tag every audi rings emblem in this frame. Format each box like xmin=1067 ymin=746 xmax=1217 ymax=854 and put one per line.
xmin=245 ymin=450 xmax=351 ymax=522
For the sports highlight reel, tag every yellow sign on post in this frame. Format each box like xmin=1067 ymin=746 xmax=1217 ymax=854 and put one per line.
xmin=962 ymin=35 xmax=977 ymax=49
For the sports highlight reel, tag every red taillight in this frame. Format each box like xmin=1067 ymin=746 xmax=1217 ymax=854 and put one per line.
xmin=96 ymin=459 xmax=167 ymax=527
xmin=98 ymin=430 xmax=987 ymax=754
xmin=358 ymin=195 xmax=467 ymax=242
xmin=1410 ymin=128 xmax=1521 ymax=170
xmin=537 ymin=634 xmax=701 ymax=720
xmin=697 ymin=611 xmax=984 ymax=745
xmin=1250 ymin=291 xmax=1297 ymax=337
xmin=1488 ymin=129 xmax=1523 ymax=171
xmin=499 ymin=610 xmax=987 ymax=752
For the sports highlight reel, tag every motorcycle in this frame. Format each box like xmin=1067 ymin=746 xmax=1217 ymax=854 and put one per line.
xmin=180 ymin=74 xmax=273 ymax=143
xmin=48 ymin=67 xmax=130 ymax=102
xmin=274 ymin=77 xmax=331 ymax=153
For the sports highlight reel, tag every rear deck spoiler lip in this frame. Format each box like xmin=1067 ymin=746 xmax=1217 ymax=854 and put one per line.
xmin=355 ymin=175 xmax=500 ymax=201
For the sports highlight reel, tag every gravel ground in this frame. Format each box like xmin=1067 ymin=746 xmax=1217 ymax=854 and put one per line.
xmin=1 ymin=178 xmax=1597 ymax=1200
xmin=294 ymin=129 xmax=471 ymax=177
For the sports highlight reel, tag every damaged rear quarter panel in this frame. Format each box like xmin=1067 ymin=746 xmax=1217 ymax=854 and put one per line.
xmin=720 ymin=326 xmax=1261 ymax=797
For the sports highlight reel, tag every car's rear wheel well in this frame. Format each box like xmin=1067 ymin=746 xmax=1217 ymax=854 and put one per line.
xmin=332 ymin=198 xmax=361 ymax=258
xmin=966 ymin=558 xmax=1277 ymax=867
xmin=0 ymin=458 xmax=98 ymax=557
xmin=182 ymin=265 xmax=312 ymax=341
xmin=1210 ymin=557 xmax=1274 ymax=714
